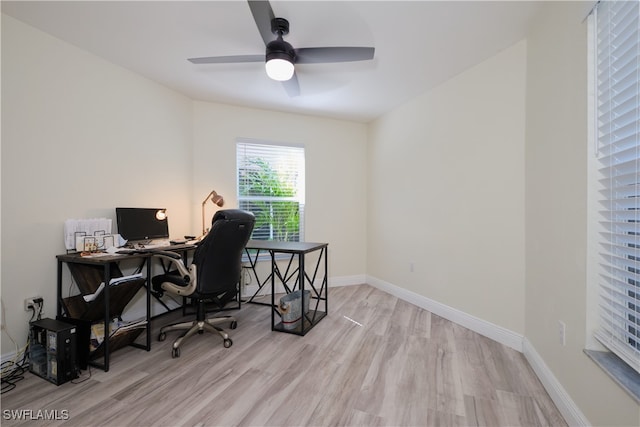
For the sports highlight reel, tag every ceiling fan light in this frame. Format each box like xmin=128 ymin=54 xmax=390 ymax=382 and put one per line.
xmin=265 ymin=58 xmax=294 ymax=81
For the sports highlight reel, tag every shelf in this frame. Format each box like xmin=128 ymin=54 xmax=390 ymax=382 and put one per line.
xmin=90 ymin=327 xmax=145 ymax=360
xmin=273 ymin=310 xmax=326 ymax=335
xmin=61 ymin=277 xmax=146 ymax=322
xmin=57 ymin=259 xmax=151 ymax=372
xmin=67 ymin=262 xmax=124 ymax=294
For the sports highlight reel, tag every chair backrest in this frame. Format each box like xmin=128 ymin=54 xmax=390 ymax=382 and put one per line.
xmin=192 ymin=209 xmax=255 ymax=297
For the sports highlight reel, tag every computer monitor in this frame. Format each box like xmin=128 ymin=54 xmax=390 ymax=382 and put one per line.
xmin=115 ymin=207 xmax=169 ymax=242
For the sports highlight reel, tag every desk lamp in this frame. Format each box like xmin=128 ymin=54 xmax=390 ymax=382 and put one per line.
xmin=201 ymin=190 xmax=224 ymax=235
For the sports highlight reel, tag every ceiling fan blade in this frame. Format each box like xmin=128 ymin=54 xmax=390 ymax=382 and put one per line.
xmin=282 ymin=73 xmax=300 ymax=97
xmin=188 ymin=54 xmax=264 ymax=64
xmin=248 ymin=0 xmax=276 ymax=46
xmin=294 ymin=47 xmax=375 ymax=64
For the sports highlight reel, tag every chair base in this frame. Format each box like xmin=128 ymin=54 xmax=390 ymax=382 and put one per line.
xmin=158 ymin=315 xmax=236 ymax=357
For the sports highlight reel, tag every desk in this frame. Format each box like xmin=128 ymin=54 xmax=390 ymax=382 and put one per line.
xmin=244 ymin=240 xmax=328 ymax=335
xmin=56 ymin=243 xmax=196 ymax=371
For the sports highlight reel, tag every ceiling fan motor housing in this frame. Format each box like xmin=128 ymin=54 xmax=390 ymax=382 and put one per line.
xmin=267 ymin=18 xmax=294 ymax=63
xmin=266 ymin=37 xmax=295 ymax=63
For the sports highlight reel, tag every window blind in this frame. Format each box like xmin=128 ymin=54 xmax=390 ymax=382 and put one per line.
xmin=594 ymin=0 xmax=640 ymax=373
xmin=236 ymin=140 xmax=305 ymax=242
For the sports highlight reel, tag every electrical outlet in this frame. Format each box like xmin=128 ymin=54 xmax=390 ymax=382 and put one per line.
xmin=24 ymin=296 xmax=42 ymax=311
xmin=558 ymin=320 xmax=566 ymax=346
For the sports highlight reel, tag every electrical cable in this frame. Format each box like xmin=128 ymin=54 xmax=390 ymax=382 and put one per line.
xmin=1 ymin=360 xmax=27 ymax=393
xmin=1 ymin=299 xmax=30 ymax=394
xmin=71 ymin=364 xmax=92 ymax=384
xmin=36 ymin=300 xmax=43 ymax=321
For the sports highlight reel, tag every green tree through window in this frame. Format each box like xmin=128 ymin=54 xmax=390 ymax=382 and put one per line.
xmin=237 ymin=141 xmax=305 ymax=242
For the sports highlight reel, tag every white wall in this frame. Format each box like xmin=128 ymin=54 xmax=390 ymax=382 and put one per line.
xmin=525 ymin=2 xmax=640 ymax=426
xmin=192 ymin=102 xmax=368 ymax=280
xmin=1 ymin=15 xmax=194 ymax=353
xmin=367 ymin=40 xmax=527 ymax=335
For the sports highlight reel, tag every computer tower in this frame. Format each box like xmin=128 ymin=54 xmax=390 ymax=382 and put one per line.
xmin=29 ymin=318 xmax=78 ymax=386
xmin=56 ymin=316 xmax=90 ymax=370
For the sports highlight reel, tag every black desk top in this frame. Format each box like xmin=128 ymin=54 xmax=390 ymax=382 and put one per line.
xmin=57 ymin=241 xmax=327 ymax=264
xmin=245 ymin=240 xmax=327 ymax=254
xmin=57 ymin=243 xmax=198 ymax=264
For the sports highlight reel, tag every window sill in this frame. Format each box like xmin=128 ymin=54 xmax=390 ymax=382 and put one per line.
xmin=584 ymin=349 xmax=640 ymax=404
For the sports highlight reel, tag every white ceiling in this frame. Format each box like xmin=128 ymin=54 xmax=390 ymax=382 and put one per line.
xmin=2 ymin=1 xmax=544 ymax=123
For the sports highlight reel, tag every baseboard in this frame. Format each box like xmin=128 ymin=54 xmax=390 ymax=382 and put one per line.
xmin=523 ymin=339 xmax=590 ymax=427
xmin=329 ymin=274 xmax=366 ymax=287
xmin=365 ymin=275 xmax=523 ymax=351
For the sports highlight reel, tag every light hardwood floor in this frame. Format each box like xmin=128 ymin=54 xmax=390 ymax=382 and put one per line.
xmin=2 ymin=284 xmax=567 ymax=426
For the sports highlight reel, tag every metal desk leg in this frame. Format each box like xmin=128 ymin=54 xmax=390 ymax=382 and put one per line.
xmin=299 ymin=252 xmax=305 ymax=327
xmin=57 ymin=260 xmax=63 ymax=317
xmin=270 ymin=250 xmax=276 ymax=331
xmin=145 ymin=259 xmax=151 ymax=351
xmin=102 ymin=262 xmax=111 ymax=372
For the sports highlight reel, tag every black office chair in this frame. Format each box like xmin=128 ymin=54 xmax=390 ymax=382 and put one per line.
xmin=151 ymin=209 xmax=255 ymax=358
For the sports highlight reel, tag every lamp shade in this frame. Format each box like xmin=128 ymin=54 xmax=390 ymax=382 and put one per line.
xmin=211 ymin=193 xmax=224 ymax=207
xmin=265 ymin=58 xmax=294 ymax=81
xmin=201 ymin=190 xmax=224 ymax=235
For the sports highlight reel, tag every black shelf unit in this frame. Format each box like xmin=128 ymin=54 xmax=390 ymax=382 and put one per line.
xmin=56 ymin=253 xmax=151 ymax=372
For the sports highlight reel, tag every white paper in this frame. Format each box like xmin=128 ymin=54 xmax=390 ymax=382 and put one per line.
xmin=64 ymin=218 xmax=112 ymax=250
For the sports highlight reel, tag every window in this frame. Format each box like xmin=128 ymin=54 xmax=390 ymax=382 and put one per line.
xmin=236 ymin=139 xmax=305 ymax=241
xmin=592 ymin=0 xmax=640 ymax=373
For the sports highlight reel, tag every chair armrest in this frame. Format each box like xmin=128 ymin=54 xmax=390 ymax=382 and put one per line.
xmin=151 ymin=251 xmax=190 ymax=277
xmin=151 ymin=250 xmax=182 ymax=259
xmin=151 ymin=251 xmax=197 ymax=297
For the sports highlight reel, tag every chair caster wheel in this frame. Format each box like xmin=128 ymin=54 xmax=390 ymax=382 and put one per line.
xmin=230 ymin=321 xmax=238 ymax=330
xmin=172 ymin=347 xmax=180 ymax=358
xmin=158 ymin=332 xmax=166 ymax=341
xmin=223 ymin=338 xmax=233 ymax=348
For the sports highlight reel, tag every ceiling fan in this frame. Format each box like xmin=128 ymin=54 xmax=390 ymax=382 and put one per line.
xmin=188 ymin=0 xmax=375 ymax=97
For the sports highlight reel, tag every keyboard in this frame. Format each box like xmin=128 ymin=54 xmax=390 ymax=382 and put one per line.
xmin=117 ymin=239 xmax=196 ymax=253
xmin=139 ymin=240 xmax=171 ymax=249
xmin=122 ymin=239 xmax=171 ymax=249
